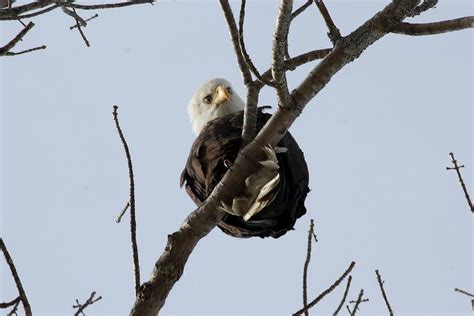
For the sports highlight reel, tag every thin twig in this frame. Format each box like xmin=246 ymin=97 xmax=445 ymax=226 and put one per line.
xmin=313 ymin=0 xmax=341 ymax=44
xmin=455 ymin=288 xmax=474 ymax=298
xmin=73 ymin=291 xmax=102 ymax=316
xmin=116 ymin=201 xmax=131 ymax=223
xmin=293 ymin=261 xmax=356 ymax=316
xmin=3 ymin=45 xmax=46 ymax=56
xmin=349 ymin=298 xmax=369 ymax=304
xmin=393 ymin=16 xmax=474 ymax=36
xmin=332 ymin=276 xmax=352 ymax=316
xmin=71 ymin=8 xmax=90 ymax=47
xmin=302 ymin=219 xmax=317 ymax=316
xmin=0 ymin=238 xmax=32 ymax=316
xmin=291 ymin=0 xmax=312 ymax=21
xmin=219 ymin=0 xmax=252 ymax=85
xmin=348 ymin=289 xmax=364 ymax=316
xmin=7 ymin=299 xmax=20 ymax=316
xmin=286 ymin=0 xmax=312 ymax=59
xmin=238 ymin=0 xmax=275 ymax=87
xmin=112 ymin=105 xmax=141 ymax=296
xmin=0 ymin=21 xmax=36 ymax=56
xmin=375 ymin=269 xmax=393 ymax=315
xmin=446 ymin=152 xmax=474 ymax=213
xmin=0 ymin=297 xmax=20 ymax=309
xmin=70 ymin=14 xmax=99 ymax=30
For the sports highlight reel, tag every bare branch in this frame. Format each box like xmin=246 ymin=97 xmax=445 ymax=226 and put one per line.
xmin=72 ymin=9 xmax=91 ymax=47
xmin=293 ymin=261 xmax=356 ymax=316
xmin=219 ymin=0 xmax=252 ymax=84
xmin=67 ymin=0 xmax=154 ymax=11
xmin=256 ymin=48 xmax=332 ymax=90
xmin=0 ymin=21 xmax=44 ymax=56
xmin=375 ymin=269 xmax=394 ymax=315
xmin=112 ymin=105 xmax=141 ymax=295
xmin=302 ymin=219 xmax=317 ymax=316
xmin=455 ymin=288 xmax=474 ymax=298
xmin=291 ymin=0 xmax=312 ymax=21
xmin=3 ymin=45 xmax=46 ymax=56
xmin=285 ymin=0 xmax=312 ymax=59
xmin=238 ymin=0 xmax=274 ymax=87
xmin=116 ymin=201 xmax=131 ymax=223
xmin=348 ymin=289 xmax=365 ymax=316
xmin=272 ymin=0 xmax=295 ymax=109
xmin=70 ymin=14 xmax=99 ymax=30
xmin=0 ymin=1 xmax=154 ymax=20
xmin=0 ymin=297 xmax=20 ymax=309
xmin=332 ymin=276 xmax=352 ymax=316
xmin=393 ymin=16 xmax=474 ymax=35
xmin=313 ymin=0 xmax=341 ymax=44
xmin=220 ymin=0 xmax=259 ymax=146
xmin=0 ymin=238 xmax=32 ymax=316
xmin=446 ymin=152 xmax=473 ymax=213
xmin=73 ymin=291 xmax=102 ymax=316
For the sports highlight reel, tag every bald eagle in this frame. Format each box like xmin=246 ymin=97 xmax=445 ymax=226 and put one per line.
xmin=181 ymin=78 xmax=309 ymax=238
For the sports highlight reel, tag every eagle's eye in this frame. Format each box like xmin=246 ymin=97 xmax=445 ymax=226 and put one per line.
xmin=203 ymin=95 xmax=212 ymax=104
xmin=226 ymin=87 xmax=232 ymax=95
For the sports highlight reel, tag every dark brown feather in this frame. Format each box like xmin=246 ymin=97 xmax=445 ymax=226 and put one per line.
xmin=181 ymin=108 xmax=309 ymax=238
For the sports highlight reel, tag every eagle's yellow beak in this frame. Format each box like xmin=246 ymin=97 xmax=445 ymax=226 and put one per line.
xmin=213 ymin=85 xmax=231 ymax=106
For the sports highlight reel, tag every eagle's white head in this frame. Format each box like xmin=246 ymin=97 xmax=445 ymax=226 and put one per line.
xmin=188 ymin=78 xmax=245 ymax=135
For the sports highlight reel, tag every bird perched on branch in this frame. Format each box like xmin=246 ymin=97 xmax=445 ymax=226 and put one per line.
xmin=180 ymin=78 xmax=309 ymax=238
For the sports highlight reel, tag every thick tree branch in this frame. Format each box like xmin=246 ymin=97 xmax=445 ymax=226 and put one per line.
xmin=272 ymin=0 xmax=294 ymax=109
xmin=113 ymin=106 xmax=141 ymax=296
xmin=393 ymin=16 xmax=474 ymax=35
xmin=0 ymin=238 xmax=32 ymax=316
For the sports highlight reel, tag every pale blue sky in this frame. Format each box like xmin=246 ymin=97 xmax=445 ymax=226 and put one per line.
xmin=1 ymin=1 xmax=472 ymax=315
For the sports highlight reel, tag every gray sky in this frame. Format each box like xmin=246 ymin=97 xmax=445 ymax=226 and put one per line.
xmin=1 ymin=1 xmax=472 ymax=315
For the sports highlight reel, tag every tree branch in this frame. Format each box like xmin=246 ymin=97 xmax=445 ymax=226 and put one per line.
xmin=72 ymin=291 xmax=102 ymax=316
xmin=272 ymin=0 xmax=295 ymax=109
xmin=313 ymin=0 xmax=342 ymax=44
xmin=446 ymin=152 xmax=473 ymax=213
xmin=219 ymin=0 xmax=252 ymax=84
xmin=348 ymin=289 xmax=365 ymax=316
xmin=302 ymin=219 xmax=317 ymax=316
xmin=113 ymin=106 xmax=141 ymax=296
xmin=393 ymin=16 xmax=474 ymax=35
xmin=375 ymin=269 xmax=394 ymax=316
xmin=0 ymin=21 xmax=45 ymax=56
xmin=332 ymin=275 xmax=352 ymax=316
xmin=293 ymin=261 xmax=356 ymax=316
xmin=0 ymin=238 xmax=32 ymax=316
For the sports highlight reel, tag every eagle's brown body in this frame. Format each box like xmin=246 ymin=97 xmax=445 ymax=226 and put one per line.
xmin=180 ymin=108 xmax=309 ymax=238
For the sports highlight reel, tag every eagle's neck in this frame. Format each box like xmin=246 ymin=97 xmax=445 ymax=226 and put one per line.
xmin=190 ymin=103 xmax=242 ymax=135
